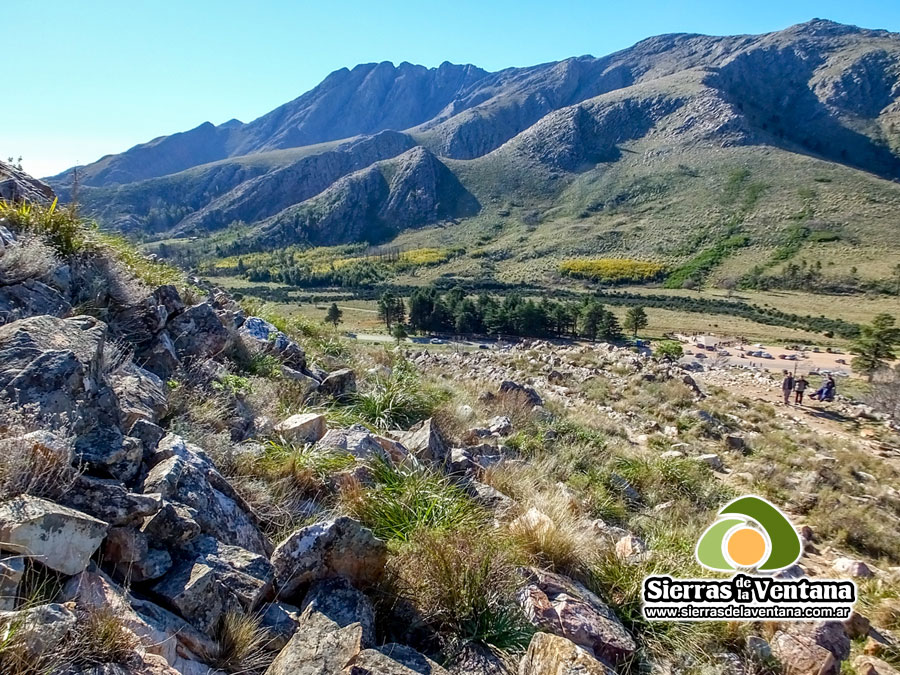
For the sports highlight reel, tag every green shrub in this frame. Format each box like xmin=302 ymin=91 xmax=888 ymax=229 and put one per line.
xmin=560 ymin=258 xmax=666 ymax=284
xmin=654 ymin=340 xmax=684 ymax=361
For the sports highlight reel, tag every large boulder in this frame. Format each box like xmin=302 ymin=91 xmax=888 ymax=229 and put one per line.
xmin=0 ymin=315 xmax=120 ymax=432
xmin=266 ymin=577 xmax=375 ymax=675
xmin=271 ymin=516 xmax=387 ymax=600
xmin=0 ymin=159 xmax=55 ymax=204
xmin=499 ymin=380 xmax=543 ymax=408
xmin=0 ymin=495 xmax=108 ymax=575
xmin=143 ymin=435 xmax=270 ymax=556
xmin=517 ymin=568 xmax=635 ymax=665
xmin=167 ymin=302 xmax=230 ymax=361
xmin=238 ymin=316 xmax=307 ymax=370
xmin=519 ymin=632 xmax=616 ymax=675
xmin=317 ymin=425 xmax=394 ymax=462
xmin=0 ymin=279 xmax=70 ymax=325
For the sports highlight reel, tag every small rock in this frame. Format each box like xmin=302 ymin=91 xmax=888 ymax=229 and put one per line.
xmin=274 ymin=413 xmax=327 ymax=444
xmin=319 ymin=368 xmax=357 ymax=399
xmin=696 ymin=454 xmax=724 ymax=471
xmin=832 ymin=557 xmax=873 ymax=578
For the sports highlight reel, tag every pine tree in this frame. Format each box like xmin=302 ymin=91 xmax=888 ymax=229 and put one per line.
xmin=624 ymin=306 xmax=649 ymax=337
xmin=325 ymin=303 xmax=343 ymax=328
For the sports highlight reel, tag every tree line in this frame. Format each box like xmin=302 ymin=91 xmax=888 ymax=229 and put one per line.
xmin=373 ymin=285 xmax=649 ymax=340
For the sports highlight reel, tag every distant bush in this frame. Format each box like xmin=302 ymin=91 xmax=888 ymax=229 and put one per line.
xmin=560 ymin=258 xmax=666 ymax=284
xmin=654 ymin=340 xmax=684 ymax=361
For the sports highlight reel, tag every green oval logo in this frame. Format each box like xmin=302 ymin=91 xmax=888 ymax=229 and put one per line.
xmin=696 ymin=496 xmax=802 ymax=572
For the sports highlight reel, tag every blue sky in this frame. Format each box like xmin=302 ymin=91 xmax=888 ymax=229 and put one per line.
xmin=6 ymin=0 xmax=900 ymax=178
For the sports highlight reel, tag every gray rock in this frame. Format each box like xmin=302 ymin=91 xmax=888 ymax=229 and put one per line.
xmin=0 ymin=160 xmax=55 ymax=204
xmin=186 ymin=535 xmax=274 ymax=610
xmin=318 ymin=425 xmax=390 ymax=461
xmin=266 ymin=577 xmax=375 ymax=675
xmin=140 ymin=330 xmax=181 ymax=379
xmin=110 ymin=362 xmax=168 ymax=430
xmin=150 ymin=561 xmax=243 ymax=636
xmin=74 ymin=427 xmax=143 ymax=482
xmin=167 ymin=302 xmax=230 ymax=362
xmin=104 ymin=526 xmax=172 ymax=582
xmin=0 ymin=602 xmax=76 ymax=659
xmin=259 ymin=601 xmax=301 ymax=651
xmin=466 ymin=480 xmax=517 ymax=519
xmin=239 ymin=316 xmax=307 ymax=370
xmin=141 ymin=501 xmax=202 ymax=547
xmin=129 ymin=419 xmax=166 ymax=454
xmin=274 ymin=412 xmax=327 ymax=444
xmin=59 ymin=474 xmax=161 ymax=526
xmin=0 ymin=495 xmax=108 ymax=575
xmin=390 ymin=418 xmax=448 ymax=465
xmin=143 ymin=435 xmax=270 ymax=556
xmin=319 ymin=367 xmax=357 ymax=398
xmin=499 ymin=380 xmax=543 ymax=407
xmin=0 ymin=279 xmax=70 ymax=325
xmin=271 ymin=516 xmax=387 ymax=600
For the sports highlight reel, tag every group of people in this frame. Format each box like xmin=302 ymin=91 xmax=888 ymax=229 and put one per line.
xmin=781 ymin=370 xmax=836 ymax=405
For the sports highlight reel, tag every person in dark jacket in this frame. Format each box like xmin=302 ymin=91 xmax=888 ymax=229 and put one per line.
xmin=810 ymin=375 xmax=836 ymax=402
xmin=781 ymin=370 xmax=794 ymax=405
xmin=794 ymin=375 xmax=809 ymax=405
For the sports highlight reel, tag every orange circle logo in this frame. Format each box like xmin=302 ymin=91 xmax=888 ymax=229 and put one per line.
xmin=726 ymin=527 xmax=767 ymax=567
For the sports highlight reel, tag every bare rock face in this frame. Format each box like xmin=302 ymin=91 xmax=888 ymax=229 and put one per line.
xmin=0 ymin=159 xmax=55 ymax=204
xmin=0 ymin=495 xmax=108 ymax=575
xmin=271 ymin=516 xmax=387 ymax=600
xmin=853 ymin=655 xmax=900 ymax=675
xmin=0 ymin=279 xmax=71 ymax=326
xmin=517 ymin=568 xmax=636 ymax=665
xmin=519 ymin=632 xmax=616 ymax=675
xmin=266 ymin=577 xmax=375 ymax=675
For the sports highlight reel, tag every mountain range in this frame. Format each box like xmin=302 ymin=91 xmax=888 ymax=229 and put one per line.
xmin=48 ymin=19 xmax=900 ymax=286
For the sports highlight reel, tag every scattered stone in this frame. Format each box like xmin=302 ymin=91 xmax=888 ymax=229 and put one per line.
xmin=0 ymin=495 xmax=108 ymax=575
xmin=771 ymin=631 xmax=838 ymax=675
xmin=0 ymin=602 xmax=76 ymax=659
xmin=390 ymin=418 xmax=448 ymax=465
xmin=746 ymin=635 xmax=772 ymax=662
xmin=141 ymin=501 xmax=202 ymax=548
xmin=110 ymin=362 xmax=168 ymax=430
xmin=271 ymin=516 xmax=387 ymax=600
xmin=832 ymin=557 xmax=873 ymax=578
xmin=499 ymin=380 xmax=543 ymax=407
xmin=274 ymin=412 xmax=327 ymax=444
xmin=318 ymin=425 xmax=390 ymax=461
xmin=238 ymin=316 xmax=306 ymax=370
xmin=150 ymin=561 xmax=243 ymax=635
xmin=488 ymin=415 xmax=513 ymax=436
xmin=696 ymin=453 xmax=725 ymax=471
xmin=725 ymin=435 xmax=748 ymax=453
xmin=615 ymin=534 xmax=648 ymax=561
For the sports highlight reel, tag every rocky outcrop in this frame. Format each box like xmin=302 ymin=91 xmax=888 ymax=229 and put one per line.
xmin=519 ymin=632 xmax=616 ymax=675
xmin=0 ymin=159 xmax=56 ymax=203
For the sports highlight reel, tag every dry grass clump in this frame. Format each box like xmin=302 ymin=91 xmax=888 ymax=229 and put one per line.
xmin=0 ymin=412 xmax=78 ymax=502
xmin=207 ymin=611 xmax=271 ymax=674
xmin=385 ymin=530 xmax=533 ymax=654
xmin=0 ymin=234 xmax=58 ymax=285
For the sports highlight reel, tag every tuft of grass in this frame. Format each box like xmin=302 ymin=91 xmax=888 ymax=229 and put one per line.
xmin=386 ymin=530 xmax=534 ymax=654
xmin=207 ymin=612 xmax=271 ymax=674
xmin=341 ymin=457 xmax=483 ymax=542
xmin=0 ymin=412 xmax=78 ymax=502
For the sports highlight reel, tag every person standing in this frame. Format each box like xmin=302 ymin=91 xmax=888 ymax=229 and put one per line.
xmin=781 ymin=370 xmax=795 ymax=405
xmin=794 ymin=375 xmax=808 ymax=405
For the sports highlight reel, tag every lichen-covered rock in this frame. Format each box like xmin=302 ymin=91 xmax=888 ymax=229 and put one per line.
xmin=143 ymin=435 xmax=270 ymax=556
xmin=317 ymin=425 xmax=391 ymax=461
xmin=104 ymin=526 xmax=172 ymax=582
xmin=0 ymin=602 xmax=76 ymax=659
xmin=517 ymin=568 xmax=635 ymax=664
xmin=274 ymin=412 xmax=327 ymax=444
xmin=271 ymin=516 xmax=387 ymax=599
xmin=259 ymin=601 xmax=301 ymax=651
xmin=0 ymin=495 xmax=108 ymax=575
xmin=771 ymin=630 xmax=839 ymax=675
xmin=74 ymin=427 xmax=143 ymax=482
xmin=150 ymin=561 xmax=243 ymax=636
xmin=60 ymin=474 xmax=161 ymax=526
xmin=141 ymin=501 xmax=202 ymax=547
xmin=110 ymin=362 xmax=168 ymax=430
xmin=0 ymin=279 xmax=70 ymax=325
xmin=186 ymin=535 xmax=274 ymax=610
xmin=266 ymin=577 xmax=375 ymax=675
xmin=519 ymin=632 xmax=616 ymax=675
xmin=167 ymin=302 xmax=230 ymax=361
xmin=238 ymin=316 xmax=307 ymax=370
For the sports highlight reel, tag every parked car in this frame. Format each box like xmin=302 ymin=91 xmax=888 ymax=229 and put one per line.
xmin=430 ymin=338 xmax=445 ymax=344
xmin=718 ymin=350 xmax=731 ymax=356
xmin=695 ymin=352 xmax=707 ymax=359
xmin=835 ymin=358 xmax=846 ymax=364
xmin=760 ymin=352 xmax=774 ymax=359
xmin=478 ymin=344 xmax=489 ymax=350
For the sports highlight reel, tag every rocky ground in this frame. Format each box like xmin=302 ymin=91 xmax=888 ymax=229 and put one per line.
xmin=1 ymin=163 xmax=900 ymax=675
